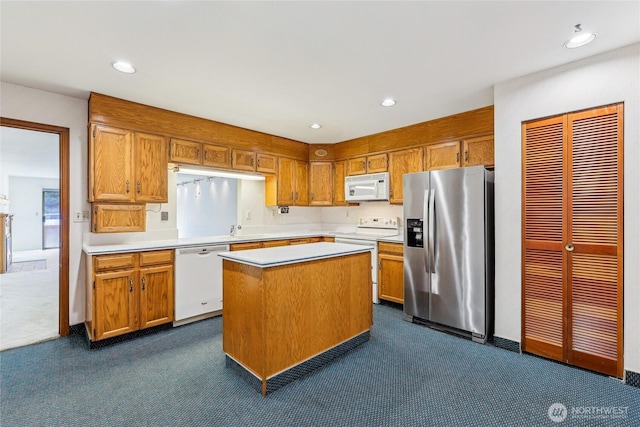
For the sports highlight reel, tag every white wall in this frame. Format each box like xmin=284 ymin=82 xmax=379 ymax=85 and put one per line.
xmin=493 ymin=43 xmax=640 ymax=372
xmin=9 ymin=177 xmax=59 ymax=251
xmin=0 ymin=82 xmax=89 ymax=324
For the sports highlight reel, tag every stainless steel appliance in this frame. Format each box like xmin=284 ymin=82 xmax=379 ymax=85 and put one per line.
xmin=334 ymin=217 xmax=399 ymax=303
xmin=345 ymin=172 xmax=390 ymax=202
xmin=403 ymin=166 xmax=494 ymax=343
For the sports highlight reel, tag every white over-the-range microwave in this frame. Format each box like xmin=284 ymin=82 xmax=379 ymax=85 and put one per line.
xmin=345 ymin=172 xmax=390 ymax=202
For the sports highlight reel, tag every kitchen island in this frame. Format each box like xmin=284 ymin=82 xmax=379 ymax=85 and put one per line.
xmin=218 ymin=242 xmax=373 ymax=395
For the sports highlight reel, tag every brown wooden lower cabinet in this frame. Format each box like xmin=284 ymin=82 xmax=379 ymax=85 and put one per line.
xmin=377 ymin=242 xmax=404 ymax=304
xmin=86 ymin=249 xmax=174 ymax=341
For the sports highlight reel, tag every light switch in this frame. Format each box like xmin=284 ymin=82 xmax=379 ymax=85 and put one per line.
xmin=161 ymin=211 xmax=169 ymax=221
xmin=245 ymin=210 xmax=252 ymax=220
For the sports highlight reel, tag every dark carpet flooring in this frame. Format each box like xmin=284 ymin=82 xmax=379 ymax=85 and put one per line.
xmin=1 ymin=304 xmax=638 ymax=426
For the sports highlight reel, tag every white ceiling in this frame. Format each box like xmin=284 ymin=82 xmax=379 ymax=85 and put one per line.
xmin=1 ymin=1 xmax=638 ymax=144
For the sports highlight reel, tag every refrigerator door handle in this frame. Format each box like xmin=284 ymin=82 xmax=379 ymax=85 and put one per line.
xmin=428 ymin=189 xmax=436 ymax=273
xmin=422 ymin=189 xmax=430 ymax=274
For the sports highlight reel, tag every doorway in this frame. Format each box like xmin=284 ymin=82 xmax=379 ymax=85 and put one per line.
xmin=0 ymin=117 xmax=69 ymax=349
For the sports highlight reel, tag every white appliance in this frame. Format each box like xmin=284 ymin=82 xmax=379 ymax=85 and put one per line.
xmin=345 ymin=172 xmax=390 ymax=202
xmin=334 ymin=217 xmax=400 ymax=303
xmin=174 ymin=244 xmax=228 ymax=325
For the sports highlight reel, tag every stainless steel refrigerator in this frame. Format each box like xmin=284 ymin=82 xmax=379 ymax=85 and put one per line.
xmin=403 ymin=165 xmax=494 ymax=343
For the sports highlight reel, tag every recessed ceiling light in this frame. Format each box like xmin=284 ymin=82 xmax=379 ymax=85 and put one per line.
xmin=381 ymin=98 xmax=396 ymax=107
xmin=112 ymin=61 xmax=136 ymax=74
xmin=310 ymin=123 xmax=322 ymax=129
xmin=564 ymin=24 xmax=596 ymax=49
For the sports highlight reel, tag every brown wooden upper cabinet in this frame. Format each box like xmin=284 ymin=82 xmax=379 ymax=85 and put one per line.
xmin=256 ymin=153 xmax=277 ymax=174
xmin=90 ymin=124 xmax=168 ymax=203
xmin=309 ymin=162 xmax=333 ymax=206
xmin=425 ymin=137 xmax=494 ymax=171
xmin=203 ymin=144 xmax=232 ymax=168
xmin=231 ymin=149 xmax=256 ymax=171
xmin=169 ymin=138 xmax=232 ymax=169
xmin=265 ymin=157 xmax=309 ymax=206
xmin=462 ymin=135 xmax=494 ymax=168
xmin=388 ymin=147 xmax=423 ymax=205
xmin=347 ymin=153 xmax=388 ymax=175
xmin=333 ymin=160 xmax=348 ymax=206
xmin=424 ymin=141 xmax=461 ymax=171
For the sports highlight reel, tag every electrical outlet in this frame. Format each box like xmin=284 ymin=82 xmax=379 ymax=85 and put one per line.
xmin=82 ymin=211 xmax=90 ymax=221
xmin=270 ymin=210 xmax=275 ymax=218
xmin=73 ymin=211 xmax=82 ymax=223
xmin=161 ymin=211 xmax=169 ymax=221
xmin=346 ymin=210 xmax=350 ymax=217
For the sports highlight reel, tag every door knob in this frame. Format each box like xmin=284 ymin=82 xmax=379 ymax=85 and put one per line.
xmin=565 ymin=244 xmax=574 ymax=252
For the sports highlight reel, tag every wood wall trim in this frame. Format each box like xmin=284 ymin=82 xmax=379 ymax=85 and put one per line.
xmin=0 ymin=117 xmax=70 ymax=337
xmin=334 ymin=105 xmax=494 ymax=160
xmin=89 ymin=93 xmax=309 ymax=160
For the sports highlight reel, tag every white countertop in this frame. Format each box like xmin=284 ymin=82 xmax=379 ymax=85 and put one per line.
xmin=377 ymin=234 xmax=404 ymax=243
xmin=83 ymin=231 xmax=332 ymax=255
xmin=82 ymin=230 xmax=403 ymax=255
xmin=218 ymin=242 xmax=372 ymax=268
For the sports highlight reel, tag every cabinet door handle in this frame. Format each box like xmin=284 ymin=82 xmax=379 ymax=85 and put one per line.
xmin=368 ymin=160 xmax=371 ymax=169
xmin=456 ymin=152 xmax=460 ymax=163
xmin=196 ymin=148 xmax=200 ymax=158
xmin=204 ymin=150 xmax=208 ymax=161
xmin=251 ymin=157 xmax=255 ymax=166
xmin=363 ymin=160 xmax=366 ymax=170
xmin=257 ymin=159 xmax=260 ymax=168
xmin=136 ymin=181 xmax=141 ymax=195
xmin=125 ymin=180 xmax=130 ymax=193
xmin=141 ymin=276 xmax=146 ymax=290
xmin=291 ymin=191 xmax=294 ymax=201
xmin=129 ymin=278 xmax=133 ymax=292
xmin=295 ymin=191 xmax=298 ymax=200
xmin=464 ymin=150 xmax=469 ymax=162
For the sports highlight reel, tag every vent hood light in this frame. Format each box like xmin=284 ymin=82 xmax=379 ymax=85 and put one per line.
xmin=310 ymin=123 xmax=322 ymax=129
xmin=175 ymin=166 xmax=265 ymax=181
xmin=380 ymin=98 xmax=396 ymax=107
xmin=564 ymin=24 xmax=596 ymax=49
xmin=112 ymin=61 xmax=136 ymax=73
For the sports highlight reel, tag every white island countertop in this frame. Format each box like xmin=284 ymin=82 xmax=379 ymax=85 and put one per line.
xmin=218 ymin=242 xmax=372 ymax=268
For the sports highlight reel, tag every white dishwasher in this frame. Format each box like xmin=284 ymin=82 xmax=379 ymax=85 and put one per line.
xmin=174 ymin=244 xmax=228 ymax=325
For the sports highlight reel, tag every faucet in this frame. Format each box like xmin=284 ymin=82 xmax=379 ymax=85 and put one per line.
xmin=230 ymin=225 xmax=236 ymax=236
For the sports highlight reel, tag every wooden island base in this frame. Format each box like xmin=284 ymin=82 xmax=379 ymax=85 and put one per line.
xmin=222 ymin=250 xmax=372 ymax=395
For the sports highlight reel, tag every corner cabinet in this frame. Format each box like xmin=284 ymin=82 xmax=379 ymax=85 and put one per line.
xmin=86 ymin=249 xmax=174 ymax=341
xmin=309 ymin=162 xmax=333 ymax=206
xmin=265 ymin=157 xmax=308 ymax=206
xmin=377 ymin=242 xmax=404 ymax=304
xmin=89 ymin=124 xmax=168 ymax=203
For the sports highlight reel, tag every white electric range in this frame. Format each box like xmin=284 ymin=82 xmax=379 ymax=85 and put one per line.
xmin=334 ymin=217 xmax=400 ymax=304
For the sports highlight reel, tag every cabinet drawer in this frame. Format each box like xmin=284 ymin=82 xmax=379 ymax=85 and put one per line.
xmin=262 ymin=239 xmax=290 ymax=248
xmin=230 ymin=242 xmax=263 ymax=251
xmin=139 ymin=250 xmax=174 ymax=266
xmin=289 ymin=238 xmax=309 ymax=245
xmin=94 ymin=253 xmax=136 ymax=272
xmin=378 ymin=242 xmax=403 ymax=255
